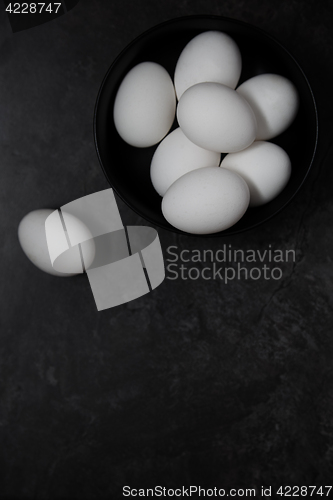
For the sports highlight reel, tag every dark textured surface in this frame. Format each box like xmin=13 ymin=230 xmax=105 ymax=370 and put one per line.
xmin=0 ymin=0 xmax=333 ymax=498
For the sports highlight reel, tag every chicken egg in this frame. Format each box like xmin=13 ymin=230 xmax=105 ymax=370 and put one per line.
xmin=18 ymin=209 xmax=95 ymax=276
xmin=162 ymin=166 xmax=250 ymax=234
xmin=113 ymin=62 xmax=176 ymax=148
xmin=221 ymin=141 xmax=291 ymax=206
xmin=174 ymin=30 xmax=242 ymax=100
xmin=177 ymin=82 xmax=257 ymax=153
xmin=150 ymin=127 xmax=220 ymax=196
xmin=236 ymin=73 xmax=299 ymax=140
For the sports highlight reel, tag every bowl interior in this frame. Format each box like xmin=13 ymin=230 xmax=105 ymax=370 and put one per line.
xmin=94 ymin=16 xmax=317 ymax=236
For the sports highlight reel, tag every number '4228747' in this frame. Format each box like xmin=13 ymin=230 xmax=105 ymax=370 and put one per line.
xmin=5 ymin=3 xmax=62 ymax=13
xmin=276 ymin=485 xmax=332 ymax=496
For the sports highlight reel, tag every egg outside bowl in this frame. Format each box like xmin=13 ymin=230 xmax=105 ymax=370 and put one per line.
xmin=94 ymin=15 xmax=318 ymax=237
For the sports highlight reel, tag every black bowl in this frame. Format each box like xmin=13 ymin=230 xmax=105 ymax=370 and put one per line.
xmin=94 ymin=15 xmax=318 ymax=236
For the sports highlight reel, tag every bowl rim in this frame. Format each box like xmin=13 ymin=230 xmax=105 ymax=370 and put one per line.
xmin=94 ymin=14 xmax=318 ymax=236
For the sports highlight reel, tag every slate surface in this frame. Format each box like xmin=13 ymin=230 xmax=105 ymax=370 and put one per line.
xmin=0 ymin=0 xmax=333 ymax=498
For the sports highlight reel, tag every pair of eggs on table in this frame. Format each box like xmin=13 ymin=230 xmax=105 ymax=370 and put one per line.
xmin=113 ymin=31 xmax=299 ymax=234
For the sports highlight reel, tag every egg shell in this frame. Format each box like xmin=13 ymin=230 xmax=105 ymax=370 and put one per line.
xmin=174 ymin=30 xmax=242 ymax=100
xmin=236 ymin=73 xmax=299 ymax=140
xmin=177 ymin=82 xmax=257 ymax=153
xmin=113 ymin=62 xmax=176 ymax=148
xmin=150 ymin=127 xmax=220 ymax=196
xmin=18 ymin=209 xmax=95 ymax=276
xmin=221 ymin=141 xmax=291 ymax=206
xmin=162 ymin=166 xmax=250 ymax=234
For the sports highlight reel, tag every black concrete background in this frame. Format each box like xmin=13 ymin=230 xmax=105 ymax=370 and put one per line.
xmin=1 ymin=0 xmax=333 ymax=498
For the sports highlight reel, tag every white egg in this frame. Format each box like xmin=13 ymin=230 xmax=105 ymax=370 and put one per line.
xmin=221 ymin=141 xmax=291 ymax=206
xmin=113 ymin=61 xmax=176 ymax=148
xmin=150 ymin=127 xmax=220 ymax=196
xmin=162 ymin=166 xmax=250 ymax=234
xmin=18 ymin=209 xmax=95 ymax=276
xmin=174 ymin=30 xmax=242 ymax=100
xmin=236 ymin=74 xmax=299 ymax=140
xmin=177 ymin=82 xmax=257 ymax=153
